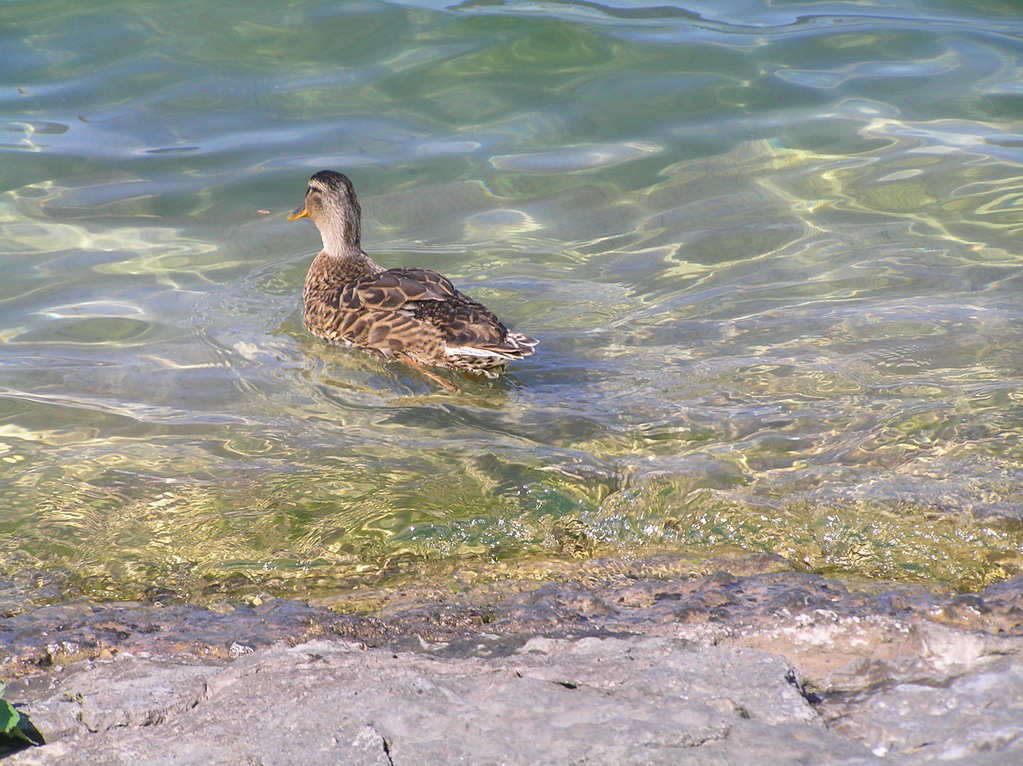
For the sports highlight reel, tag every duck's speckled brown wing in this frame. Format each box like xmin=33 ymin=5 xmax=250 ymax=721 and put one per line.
xmin=343 ymin=268 xmax=457 ymax=311
xmin=336 ymin=267 xmax=517 ymax=361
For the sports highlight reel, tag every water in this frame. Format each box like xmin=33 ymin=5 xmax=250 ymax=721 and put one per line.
xmin=2 ymin=0 xmax=1023 ymax=610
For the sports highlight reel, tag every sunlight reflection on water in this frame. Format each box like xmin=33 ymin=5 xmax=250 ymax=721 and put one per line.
xmin=2 ymin=0 xmax=1023 ymax=610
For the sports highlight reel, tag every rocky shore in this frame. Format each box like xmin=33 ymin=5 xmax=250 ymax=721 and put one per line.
xmin=2 ymin=554 xmax=1022 ymax=764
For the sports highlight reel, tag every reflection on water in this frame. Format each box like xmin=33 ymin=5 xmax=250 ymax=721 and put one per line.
xmin=2 ymin=0 xmax=1023 ymax=612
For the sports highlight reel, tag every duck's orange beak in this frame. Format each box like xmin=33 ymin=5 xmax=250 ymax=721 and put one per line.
xmin=287 ymin=205 xmax=309 ymax=221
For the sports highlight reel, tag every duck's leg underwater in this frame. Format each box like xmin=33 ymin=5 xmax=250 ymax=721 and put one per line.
xmin=398 ymin=355 xmax=459 ymax=391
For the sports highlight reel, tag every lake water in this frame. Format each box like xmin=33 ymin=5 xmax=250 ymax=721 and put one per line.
xmin=2 ymin=0 xmax=1023 ymax=611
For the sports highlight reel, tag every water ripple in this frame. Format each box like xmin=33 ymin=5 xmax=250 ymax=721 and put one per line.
xmin=2 ymin=0 xmax=1023 ymax=608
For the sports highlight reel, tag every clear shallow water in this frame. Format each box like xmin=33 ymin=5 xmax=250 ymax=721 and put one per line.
xmin=2 ymin=0 xmax=1023 ymax=610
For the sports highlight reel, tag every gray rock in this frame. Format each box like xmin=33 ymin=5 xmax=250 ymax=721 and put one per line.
xmin=6 ymin=637 xmax=879 ymax=766
xmin=6 ymin=655 xmax=222 ymax=745
xmin=5 ymin=568 xmax=1023 ymax=765
xmin=827 ymin=654 xmax=1023 ymax=761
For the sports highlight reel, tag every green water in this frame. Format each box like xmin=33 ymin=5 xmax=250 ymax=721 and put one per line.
xmin=2 ymin=0 xmax=1023 ymax=609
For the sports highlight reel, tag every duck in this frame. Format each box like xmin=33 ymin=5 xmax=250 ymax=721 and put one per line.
xmin=287 ymin=170 xmax=537 ymax=386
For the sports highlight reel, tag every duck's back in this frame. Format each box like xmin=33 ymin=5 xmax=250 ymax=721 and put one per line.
xmin=304 ymin=263 xmax=537 ymax=373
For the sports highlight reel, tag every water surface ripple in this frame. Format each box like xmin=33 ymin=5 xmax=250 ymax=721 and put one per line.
xmin=2 ymin=0 xmax=1023 ymax=609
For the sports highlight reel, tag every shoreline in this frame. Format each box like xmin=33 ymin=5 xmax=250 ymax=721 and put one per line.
xmin=3 ymin=557 xmax=1022 ymax=764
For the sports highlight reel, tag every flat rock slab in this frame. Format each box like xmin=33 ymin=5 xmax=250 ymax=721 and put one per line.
xmin=4 ymin=567 xmax=1023 ymax=764
xmin=7 ymin=636 xmax=877 ymax=766
xmin=827 ymin=653 xmax=1023 ymax=760
xmin=7 ymin=656 xmax=217 ymax=745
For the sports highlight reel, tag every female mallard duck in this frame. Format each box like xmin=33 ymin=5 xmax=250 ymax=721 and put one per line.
xmin=287 ymin=170 xmax=537 ymax=385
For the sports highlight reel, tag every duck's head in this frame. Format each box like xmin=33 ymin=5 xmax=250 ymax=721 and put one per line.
xmin=288 ymin=170 xmax=362 ymax=253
